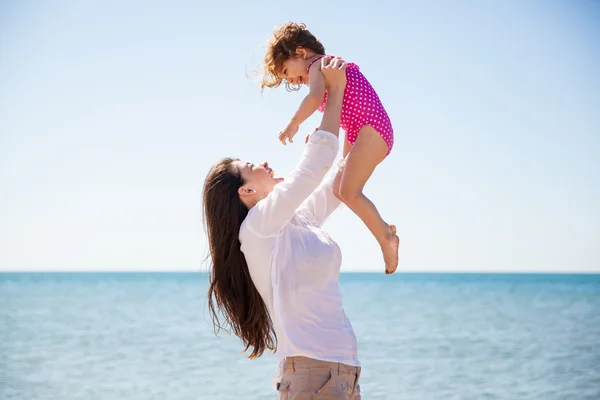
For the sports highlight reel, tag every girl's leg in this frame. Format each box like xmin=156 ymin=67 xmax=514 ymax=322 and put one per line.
xmin=342 ymin=135 xmax=353 ymax=158
xmin=338 ymin=125 xmax=399 ymax=273
xmin=332 ymin=137 xmax=352 ymax=200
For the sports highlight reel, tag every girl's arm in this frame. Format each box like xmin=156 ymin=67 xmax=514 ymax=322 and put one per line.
xmin=287 ymin=62 xmax=327 ymax=128
xmin=244 ymin=58 xmax=346 ymax=237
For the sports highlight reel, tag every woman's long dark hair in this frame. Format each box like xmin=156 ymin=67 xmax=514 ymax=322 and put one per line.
xmin=202 ymin=157 xmax=276 ymax=358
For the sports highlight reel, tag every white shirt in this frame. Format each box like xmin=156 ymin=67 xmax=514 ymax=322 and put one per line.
xmin=239 ymin=129 xmax=359 ymax=383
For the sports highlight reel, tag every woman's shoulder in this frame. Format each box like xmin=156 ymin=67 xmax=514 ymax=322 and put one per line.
xmin=239 ymin=213 xmax=265 ymax=258
xmin=239 ymin=210 xmax=256 ymax=241
xmin=238 ymin=205 xmax=283 ymax=241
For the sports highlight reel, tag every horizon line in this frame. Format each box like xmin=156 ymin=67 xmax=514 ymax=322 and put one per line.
xmin=1 ymin=270 xmax=599 ymax=275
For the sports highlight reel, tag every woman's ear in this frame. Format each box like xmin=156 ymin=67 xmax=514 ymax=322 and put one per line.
xmin=238 ymin=186 xmax=256 ymax=197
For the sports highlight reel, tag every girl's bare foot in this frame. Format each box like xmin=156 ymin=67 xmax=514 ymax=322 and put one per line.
xmin=382 ymin=223 xmax=399 ymax=274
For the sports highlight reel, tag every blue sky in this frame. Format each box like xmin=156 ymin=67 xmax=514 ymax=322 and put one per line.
xmin=1 ymin=1 xmax=598 ymax=272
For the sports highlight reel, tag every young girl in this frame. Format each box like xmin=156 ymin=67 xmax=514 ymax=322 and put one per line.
xmin=261 ymin=22 xmax=399 ymax=273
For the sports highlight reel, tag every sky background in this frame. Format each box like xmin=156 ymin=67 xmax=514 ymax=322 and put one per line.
xmin=1 ymin=0 xmax=598 ymax=272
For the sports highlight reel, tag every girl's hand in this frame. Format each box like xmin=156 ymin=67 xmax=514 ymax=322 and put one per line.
xmin=278 ymin=122 xmax=299 ymax=145
xmin=320 ymin=56 xmax=347 ymax=92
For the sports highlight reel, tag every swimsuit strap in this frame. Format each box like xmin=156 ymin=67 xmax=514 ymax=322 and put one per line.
xmin=306 ymin=55 xmax=328 ymax=74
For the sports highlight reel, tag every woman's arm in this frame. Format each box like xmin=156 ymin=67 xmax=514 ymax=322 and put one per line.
xmin=244 ymin=57 xmax=347 ymax=237
xmin=297 ymin=160 xmax=343 ymax=227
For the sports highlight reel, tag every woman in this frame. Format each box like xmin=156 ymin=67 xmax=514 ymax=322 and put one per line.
xmin=202 ymin=57 xmax=396 ymax=399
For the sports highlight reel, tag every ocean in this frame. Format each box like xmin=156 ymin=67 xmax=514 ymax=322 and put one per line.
xmin=1 ymin=272 xmax=599 ymax=399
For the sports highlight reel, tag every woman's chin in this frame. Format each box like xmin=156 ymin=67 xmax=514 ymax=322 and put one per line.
xmin=275 ymin=177 xmax=284 ymax=183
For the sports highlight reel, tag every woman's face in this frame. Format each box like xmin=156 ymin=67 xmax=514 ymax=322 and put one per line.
xmin=236 ymin=161 xmax=283 ymax=206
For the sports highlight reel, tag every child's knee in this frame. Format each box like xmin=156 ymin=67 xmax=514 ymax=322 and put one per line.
xmin=339 ymin=183 xmax=361 ymax=205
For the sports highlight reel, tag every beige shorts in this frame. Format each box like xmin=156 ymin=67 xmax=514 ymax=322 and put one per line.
xmin=276 ymin=356 xmax=361 ymax=399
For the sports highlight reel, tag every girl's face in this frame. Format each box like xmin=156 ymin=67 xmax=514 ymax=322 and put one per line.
xmin=279 ymin=56 xmax=309 ymax=86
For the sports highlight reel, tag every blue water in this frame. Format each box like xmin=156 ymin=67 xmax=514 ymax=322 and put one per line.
xmin=1 ymin=272 xmax=599 ymax=399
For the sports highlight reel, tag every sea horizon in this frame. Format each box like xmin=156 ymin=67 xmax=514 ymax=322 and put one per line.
xmin=2 ymin=270 xmax=599 ymax=274
xmin=2 ymin=270 xmax=600 ymax=286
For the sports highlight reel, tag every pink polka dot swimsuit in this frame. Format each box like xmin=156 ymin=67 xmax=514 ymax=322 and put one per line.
xmin=307 ymin=56 xmax=394 ymax=155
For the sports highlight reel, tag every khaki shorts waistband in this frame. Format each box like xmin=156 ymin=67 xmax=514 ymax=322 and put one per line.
xmin=283 ymin=356 xmax=360 ymax=376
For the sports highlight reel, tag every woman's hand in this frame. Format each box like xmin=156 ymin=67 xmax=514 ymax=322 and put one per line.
xmin=320 ymin=56 xmax=347 ymax=92
xmin=305 ymin=127 xmax=319 ymax=143
xmin=316 ymin=56 xmax=347 ymax=137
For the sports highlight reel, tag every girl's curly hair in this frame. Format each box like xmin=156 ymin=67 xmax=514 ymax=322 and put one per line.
xmin=261 ymin=22 xmax=325 ymax=91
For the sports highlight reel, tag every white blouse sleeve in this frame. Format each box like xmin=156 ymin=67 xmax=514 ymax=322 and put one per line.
xmin=297 ymin=159 xmax=343 ymax=227
xmin=244 ymin=129 xmax=339 ymax=237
